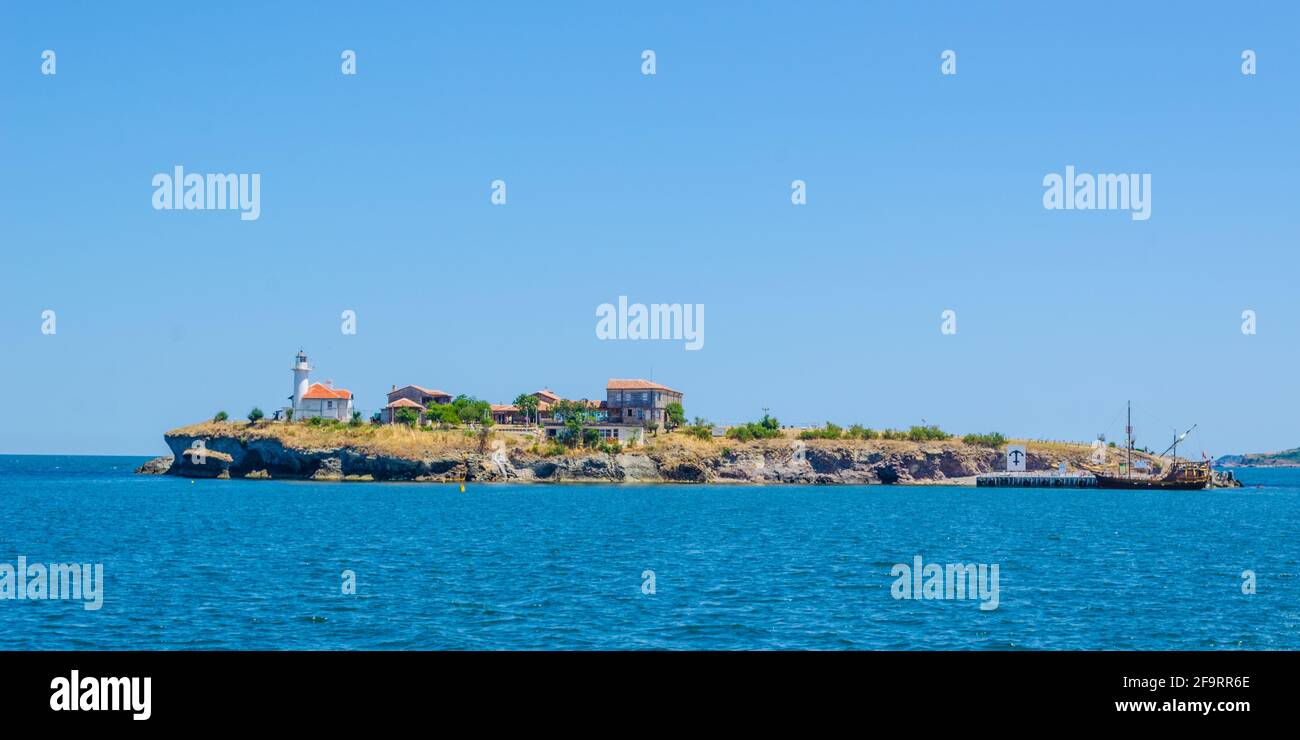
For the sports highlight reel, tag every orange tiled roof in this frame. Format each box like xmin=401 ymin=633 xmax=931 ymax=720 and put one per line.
xmin=302 ymin=382 xmax=353 ymax=400
xmin=386 ymin=398 xmax=423 ymax=409
xmin=533 ymin=389 xmax=562 ymax=402
xmin=490 ymin=404 xmax=519 ymax=412
xmin=389 ymin=384 xmax=451 ymax=399
xmin=606 ymin=378 xmax=680 ymax=394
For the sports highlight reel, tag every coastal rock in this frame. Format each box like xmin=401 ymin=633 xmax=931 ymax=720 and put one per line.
xmin=309 ymin=457 xmax=344 ymax=481
xmin=154 ymin=426 xmax=1154 ymax=486
xmin=135 ymin=455 xmax=174 ymax=475
xmin=1210 ymin=470 xmax=1243 ymax=488
xmin=170 ymin=446 xmax=234 ymax=478
xmin=614 ymin=453 xmax=660 ymax=482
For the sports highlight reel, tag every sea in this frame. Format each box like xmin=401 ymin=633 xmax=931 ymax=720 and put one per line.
xmin=1 ymin=455 xmax=1297 ymax=650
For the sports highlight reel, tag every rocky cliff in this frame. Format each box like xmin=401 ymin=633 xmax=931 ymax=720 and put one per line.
xmin=141 ymin=427 xmax=1117 ymax=485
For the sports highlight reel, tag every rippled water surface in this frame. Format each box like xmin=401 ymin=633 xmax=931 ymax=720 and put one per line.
xmin=2 ymin=456 xmax=1297 ymax=649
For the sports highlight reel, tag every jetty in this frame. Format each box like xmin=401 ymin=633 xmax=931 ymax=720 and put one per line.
xmin=976 ymin=472 xmax=1097 ymax=488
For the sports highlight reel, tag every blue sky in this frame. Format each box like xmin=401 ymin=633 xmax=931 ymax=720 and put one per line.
xmin=1 ymin=2 xmax=1296 ymax=456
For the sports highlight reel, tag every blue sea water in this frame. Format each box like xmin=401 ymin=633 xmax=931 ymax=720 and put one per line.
xmin=0 ymin=455 xmax=1297 ymax=650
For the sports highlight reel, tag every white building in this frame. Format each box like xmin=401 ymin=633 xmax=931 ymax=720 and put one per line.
xmin=284 ymin=350 xmax=354 ymax=421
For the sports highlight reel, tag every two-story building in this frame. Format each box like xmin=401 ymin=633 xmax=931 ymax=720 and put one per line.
xmin=383 ymin=384 xmax=452 ymax=423
xmin=605 ymin=379 xmax=683 ymax=430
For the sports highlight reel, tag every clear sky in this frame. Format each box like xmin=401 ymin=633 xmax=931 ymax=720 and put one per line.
xmin=2 ymin=2 xmax=1296 ymax=456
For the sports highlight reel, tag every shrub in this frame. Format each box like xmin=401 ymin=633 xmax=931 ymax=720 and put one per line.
xmin=247 ymin=407 xmax=264 ymax=423
xmin=685 ymin=417 xmax=714 ymax=441
xmin=726 ymin=414 xmax=783 ymax=442
xmin=348 ymin=411 xmax=363 ymax=428
xmin=961 ymin=432 xmax=1006 ymax=448
xmin=798 ymin=422 xmax=843 ymax=440
xmin=907 ymin=424 xmax=949 ymax=441
xmin=846 ymin=424 xmax=879 ymax=440
xmin=213 ymin=411 xmax=229 ymax=422
xmin=726 ymin=426 xmax=754 ymax=442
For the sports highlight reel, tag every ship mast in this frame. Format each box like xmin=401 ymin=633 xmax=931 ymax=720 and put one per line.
xmin=1159 ymin=424 xmax=1197 ymax=463
xmin=1125 ymin=401 xmax=1132 ymax=479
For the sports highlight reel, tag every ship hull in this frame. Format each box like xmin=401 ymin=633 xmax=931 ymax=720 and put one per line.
xmin=1093 ymin=474 xmax=1208 ymax=491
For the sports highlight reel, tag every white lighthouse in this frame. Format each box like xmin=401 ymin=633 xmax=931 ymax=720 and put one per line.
xmin=292 ymin=350 xmax=311 ymax=408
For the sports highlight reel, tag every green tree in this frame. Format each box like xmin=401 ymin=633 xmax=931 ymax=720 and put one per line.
xmin=553 ymin=399 xmax=592 ymax=447
xmin=247 ymin=407 xmax=264 ymax=424
xmin=513 ymin=393 xmax=540 ymax=425
xmin=395 ymin=408 xmax=419 ymax=426
xmin=664 ymin=401 xmax=685 ymax=430
xmin=450 ymin=395 xmax=493 ymax=426
xmin=426 ymin=403 xmax=459 ymax=427
xmin=213 ymin=411 xmax=229 ymax=422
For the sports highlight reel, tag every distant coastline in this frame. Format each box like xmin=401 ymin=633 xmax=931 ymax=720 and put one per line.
xmin=1216 ymin=448 xmax=1300 ymax=468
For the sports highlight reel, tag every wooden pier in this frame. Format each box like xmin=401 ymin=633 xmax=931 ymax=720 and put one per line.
xmin=976 ymin=472 xmax=1097 ymax=488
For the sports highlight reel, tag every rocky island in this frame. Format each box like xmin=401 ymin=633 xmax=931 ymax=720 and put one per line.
xmin=134 ymin=420 xmax=1211 ymax=486
xmin=1216 ymin=447 xmax=1300 ymax=467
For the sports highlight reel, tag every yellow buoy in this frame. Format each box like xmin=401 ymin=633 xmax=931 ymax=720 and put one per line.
xmin=459 ymin=483 xmax=465 ymax=493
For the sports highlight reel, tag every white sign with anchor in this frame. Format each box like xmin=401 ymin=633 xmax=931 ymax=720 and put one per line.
xmin=1006 ymin=445 xmax=1027 ymax=472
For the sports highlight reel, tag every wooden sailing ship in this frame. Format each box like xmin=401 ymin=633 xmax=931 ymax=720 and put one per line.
xmin=1089 ymin=402 xmax=1211 ymax=490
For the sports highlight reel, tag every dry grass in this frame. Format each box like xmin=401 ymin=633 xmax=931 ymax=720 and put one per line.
xmin=169 ymin=421 xmax=1122 ymax=464
xmin=652 ymin=430 xmax=1098 ymax=455
xmin=168 ymin=420 xmax=540 ymax=458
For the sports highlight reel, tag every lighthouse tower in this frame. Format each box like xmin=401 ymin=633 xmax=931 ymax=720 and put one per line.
xmin=292 ymin=350 xmax=312 ymax=409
